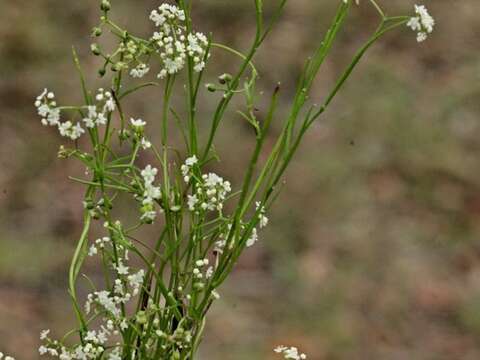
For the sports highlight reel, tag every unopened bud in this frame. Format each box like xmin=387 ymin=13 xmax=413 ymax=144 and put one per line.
xmin=193 ymin=282 xmax=205 ymax=291
xmin=205 ymin=83 xmax=216 ymax=92
xmin=218 ymin=73 xmax=232 ymax=84
xmin=136 ymin=311 xmax=147 ymax=324
xmin=100 ymin=0 xmax=111 ymax=12
xmin=90 ymin=43 xmax=101 ymax=56
xmin=92 ymin=27 xmax=102 ymax=37
xmin=111 ymin=62 xmax=125 ymax=72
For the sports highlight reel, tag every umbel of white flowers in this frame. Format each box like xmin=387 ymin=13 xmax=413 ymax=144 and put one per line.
xmin=342 ymin=1 xmax=435 ymax=43
xmin=407 ymin=4 xmax=435 ymax=42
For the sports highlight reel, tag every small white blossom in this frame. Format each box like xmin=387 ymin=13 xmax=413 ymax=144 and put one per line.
xmin=274 ymin=346 xmax=307 ymax=360
xmin=246 ymin=228 xmax=259 ymax=247
xmin=141 ymin=137 xmax=151 ymax=149
xmin=88 ymin=245 xmax=98 ymax=257
xmin=407 ymin=5 xmax=435 ymax=42
xmin=130 ymin=118 xmax=147 ymax=128
xmin=127 ymin=269 xmax=145 ymax=296
xmin=58 ymin=121 xmax=85 ymax=140
xmin=115 ymin=260 xmax=129 ymax=275
xmin=130 ymin=63 xmax=150 ymax=78
xmin=187 ymin=194 xmax=198 ymax=211
xmin=40 ymin=329 xmax=51 ymax=340
xmin=35 ymin=89 xmax=61 ymax=126
xmin=256 ymin=201 xmax=269 ymax=228
xmin=141 ymin=165 xmax=158 ymax=185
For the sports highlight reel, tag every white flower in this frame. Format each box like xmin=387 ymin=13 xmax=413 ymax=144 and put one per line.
xmin=82 ymin=104 xmax=108 ymax=128
xmin=58 ymin=121 xmax=85 ymax=140
xmin=88 ymin=245 xmax=98 ymax=257
xmin=128 ymin=269 xmax=145 ymax=295
xmin=205 ymin=266 xmax=214 ymax=279
xmin=108 ymin=348 xmax=122 ymax=360
xmin=141 ymin=210 xmax=157 ymax=222
xmin=274 ymin=346 xmax=307 ymax=360
xmin=246 ymin=228 xmax=259 ymax=247
xmin=2 ymin=356 xmax=15 ymax=360
xmin=144 ymin=183 xmax=161 ymax=200
xmin=130 ymin=63 xmax=150 ymax=78
xmin=139 ymin=165 xmax=161 ymax=222
xmin=96 ymin=290 xmax=121 ymax=317
xmin=212 ymin=289 xmax=220 ymax=299
xmin=40 ymin=329 xmax=50 ymax=340
xmin=35 ymin=89 xmax=61 ymax=126
xmin=104 ymin=92 xmax=116 ymax=112
xmin=416 ymin=32 xmax=427 ymax=42
xmin=185 ymin=155 xmax=198 ymax=167
xmin=187 ymin=194 xmax=198 ymax=211
xmin=115 ymin=260 xmax=129 ymax=275
xmin=141 ymin=165 xmax=158 ymax=184
xmin=407 ymin=4 xmax=434 ymax=42
xmin=141 ymin=137 xmax=151 ymax=149
xmin=39 ymin=346 xmax=48 ymax=355
xmin=130 ymin=118 xmax=147 ymax=128
xmin=181 ymin=155 xmax=198 ymax=182
xmin=256 ymin=201 xmax=269 ymax=228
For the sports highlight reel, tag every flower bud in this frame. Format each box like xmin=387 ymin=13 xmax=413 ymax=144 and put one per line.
xmin=90 ymin=209 xmax=100 ymax=220
xmin=98 ymin=68 xmax=106 ymax=77
xmin=136 ymin=311 xmax=147 ymax=324
xmin=111 ymin=62 xmax=125 ymax=72
xmin=119 ymin=129 xmax=130 ymax=140
xmin=205 ymin=83 xmax=216 ymax=92
xmin=193 ymin=282 xmax=204 ymax=291
xmin=218 ymin=73 xmax=232 ymax=84
xmin=92 ymin=27 xmax=102 ymax=37
xmin=90 ymin=43 xmax=101 ymax=56
xmin=84 ymin=201 xmax=95 ymax=210
xmin=100 ymin=0 xmax=111 ymax=12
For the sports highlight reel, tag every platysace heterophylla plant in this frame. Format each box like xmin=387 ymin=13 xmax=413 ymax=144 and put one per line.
xmin=29 ymin=1 xmax=434 ymax=359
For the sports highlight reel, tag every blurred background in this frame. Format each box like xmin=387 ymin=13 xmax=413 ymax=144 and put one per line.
xmin=1 ymin=0 xmax=480 ymax=359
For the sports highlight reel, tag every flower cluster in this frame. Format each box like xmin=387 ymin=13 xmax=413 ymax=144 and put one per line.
xmin=0 ymin=352 xmax=15 ymax=360
xmin=407 ymin=4 xmax=435 ymax=42
xmin=256 ymin=201 xmax=269 ymax=229
xmin=40 ymin=226 xmax=146 ymax=360
xmin=149 ymin=4 xmax=208 ymax=79
xmin=82 ymin=88 xmax=115 ymax=128
xmin=35 ymin=90 xmax=84 ymax=140
xmin=139 ymin=165 xmax=162 ymax=223
xmin=190 ymin=258 xmax=211 ymax=291
xmin=35 ymin=87 xmax=117 ymax=141
xmin=181 ymin=155 xmax=198 ymax=182
xmin=40 ymin=321 xmax=121 ymax=360
xmin=129 ymin=63 xmax=150 ymax=78
xmin=88 ymin=236 xmax=111 ymax=257
xmin=58 ymin=121 xmax=85 ymax=141
xmin=246 ymin=227 xmax=259 ymax=247
xmin=274 ymin=346 xmax=307 ymax=360
xmin=182 ymin=156 xmax=232 ymax=213
xmin=187 ymin=172 xmax=232 ymax=213
xmin=35 ymin=89 xmax=60 ymax=126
